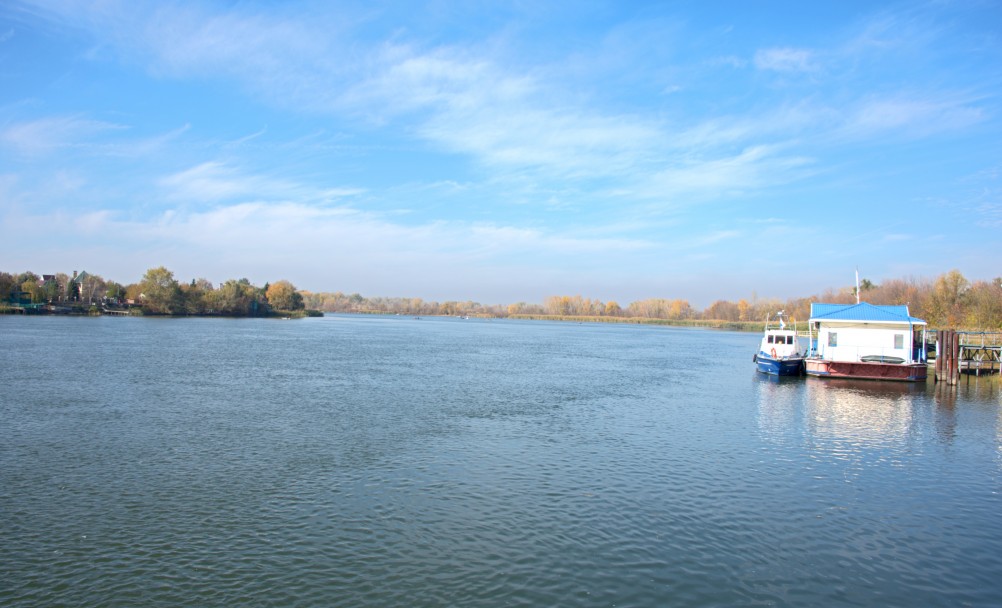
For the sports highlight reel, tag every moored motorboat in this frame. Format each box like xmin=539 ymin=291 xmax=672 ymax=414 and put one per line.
xmin=753 ymin=311 xmax=804 ymax=376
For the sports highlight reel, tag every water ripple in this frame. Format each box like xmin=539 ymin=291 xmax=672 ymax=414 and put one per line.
xmin=2 ymin=316 xmax=1001 ymax=606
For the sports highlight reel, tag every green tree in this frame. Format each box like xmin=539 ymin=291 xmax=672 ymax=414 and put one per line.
xmin=21 ymin=279 xmax=43 ymax=303
xmin=105 ymin=281 xmax=126 ymax=302
xmin=42 ymin=275 xmax=64 ymax=303
xmin=206 ymin=278 xmax=267 ymax=316
xmin=139 ymin=266 xmax=182 ymax=314
xmin=266 ymin=280 xmax=304 ymax=311
xmin=0 ymin=272 xmax=14 ymax=301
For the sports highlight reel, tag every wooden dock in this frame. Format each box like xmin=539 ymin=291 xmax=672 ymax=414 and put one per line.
xmin=932 ymin=330 xmax=1002 ymax=384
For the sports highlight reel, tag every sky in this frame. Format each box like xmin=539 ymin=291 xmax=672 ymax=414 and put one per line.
xmin=1 ymin=0 xmax=1000 ymax=307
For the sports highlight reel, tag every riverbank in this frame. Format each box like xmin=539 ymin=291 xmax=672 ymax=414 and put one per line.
xmin=0 ymin=303 xmax=322 ymax=318
xmin=506 ymin=313 xmax=766 ymax=331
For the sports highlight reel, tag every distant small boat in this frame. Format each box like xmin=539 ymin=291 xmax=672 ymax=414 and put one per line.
xmin=753 ymin=311 xmax=804 ymax=376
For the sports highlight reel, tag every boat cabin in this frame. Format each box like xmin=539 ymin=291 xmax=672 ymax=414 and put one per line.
xmin=760 ymin=329 xmax=801 ymax=359
xmin=807 ymin=302 xmax=927 ymax=365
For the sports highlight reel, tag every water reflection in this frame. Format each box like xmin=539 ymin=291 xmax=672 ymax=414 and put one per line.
xmin=757 ymin=373 xmax=1002 ymax=456
xmin=753 ymin=374 xmax=804 ymax=441
xmin=803 ymin=378 xmax=919 ymax=449
xmin=756 ymin=375 xmax=923 ymax=448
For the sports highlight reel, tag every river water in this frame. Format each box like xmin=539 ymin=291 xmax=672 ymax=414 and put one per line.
xmin=2 ymin=314 xmax=1001 ymax=607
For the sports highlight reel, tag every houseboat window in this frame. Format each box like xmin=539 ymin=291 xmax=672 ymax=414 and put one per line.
xmin=767 ymin=336 xmax=774 ymax=344
xmin=828 ymin=332 xmax=837 ymax=347
xmin=786 ymin=336 xmax=794 ymax=344
xmin=894 ymin=334 xmax=904 ymax=349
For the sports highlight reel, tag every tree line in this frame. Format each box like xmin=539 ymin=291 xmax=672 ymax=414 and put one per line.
xmin=0 ymin=267 xmax=306 ymax=316
xmin=301 ymin=270 xmax=1001 ymax=329
xmin=4 ymin=266 xmax=999 ymax=328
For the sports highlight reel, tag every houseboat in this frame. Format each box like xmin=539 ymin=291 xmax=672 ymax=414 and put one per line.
xmin=753 ymin=311 xmax=804 ymax=376
xmin=804 ymin=302 xmax=928 ymax=382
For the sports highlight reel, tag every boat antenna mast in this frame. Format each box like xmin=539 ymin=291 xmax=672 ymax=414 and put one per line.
xmin=855 ymin=267 xmax=860 ymax=304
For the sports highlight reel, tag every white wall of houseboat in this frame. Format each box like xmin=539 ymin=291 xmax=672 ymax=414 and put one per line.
xmin=814 ymin=322 xmax=923 ymax=363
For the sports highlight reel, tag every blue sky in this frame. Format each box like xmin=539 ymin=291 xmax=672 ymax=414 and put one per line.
xmin=1 ymin=1 xmax=1000 ymax=306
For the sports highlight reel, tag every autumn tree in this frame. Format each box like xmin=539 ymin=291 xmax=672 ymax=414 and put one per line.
xmin=180 ymin=278 xmax=214 ymax=314
xmin=266 ymin=280 xmax=304 ymax=311
xmin=124 ymin=283 xmax=142 ymax=303
xmin=964 ymin=280 xmax=1002 ymax=329
xmin=737 ymin=299 xmax=750 ymax=321
xmin=927 ymin=269 xmax=969 ymax=327
xmin=704 ymin=300 xmax=737 ymax=321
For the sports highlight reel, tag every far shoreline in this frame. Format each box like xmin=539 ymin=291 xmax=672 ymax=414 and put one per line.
xmin=2 ymin=304 xmax=767 ymax=331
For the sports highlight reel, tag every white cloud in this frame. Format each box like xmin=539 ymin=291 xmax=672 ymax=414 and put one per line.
xmin=754 ymin=48 xmax=818 ymax=73
xmin=0 ymin=198 xmax=658 ymax=295
xmin=974 ymin=202 xmax=1002 ymax=228
xmin=158 ymin=161 xmax=360 ymax=204
xmin=845 ymin=96 xmax=984 ymax=137
xmin=645 ymin=145 xmax=814 ymax=201
xmin=159 ymin=162 xmax=257 ymax=202
xmin=0 ymin=115 xmax=126 ymax=156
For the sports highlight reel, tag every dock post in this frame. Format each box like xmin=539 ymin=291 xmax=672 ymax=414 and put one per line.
xmin=950 ymin=330 xmax=960 ymax=386
xmin=941 ymin=330 xmax=954 ymax=386
xmin=941 ymin=330 xmax=951 ymax=384
xmin=935 ymin=331 xmax=943 ymax=382
xmin=945 ymin=330 xmax=953 ymax=386
xmin=945 ymin=330 xmax=952 ymax=385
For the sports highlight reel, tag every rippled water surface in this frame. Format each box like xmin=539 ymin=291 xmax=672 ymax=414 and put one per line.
xmin=2 ymin=315 xmax=1001 ymax=606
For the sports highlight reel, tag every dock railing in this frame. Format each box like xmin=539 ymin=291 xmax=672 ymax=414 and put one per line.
xmin=930 ymin=330 xmax=1002 ymax=383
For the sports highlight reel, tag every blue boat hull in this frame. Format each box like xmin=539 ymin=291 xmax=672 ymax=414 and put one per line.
xmin=755 ymin=353 xmax=804 ymax=376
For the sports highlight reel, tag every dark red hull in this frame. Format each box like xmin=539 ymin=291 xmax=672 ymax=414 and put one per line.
xmin=805 ymin=359 xmax=927 ymax=382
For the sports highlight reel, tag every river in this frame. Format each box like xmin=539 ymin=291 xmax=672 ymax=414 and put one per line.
xmin=2 ymin=314 xmax=1000 ymax=606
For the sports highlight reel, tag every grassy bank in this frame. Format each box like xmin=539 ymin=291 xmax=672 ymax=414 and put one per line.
xmin=507 ymin=314 xmax=766 ymax=332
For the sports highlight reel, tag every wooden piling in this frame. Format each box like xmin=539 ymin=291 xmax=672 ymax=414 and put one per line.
xmin=935 ymin=331 xmax=943 ymax=382
xmin=936 ymin=329 xmax=960 ymax=385
xmin=952 ymin=329 xmax=961 ymax=385
xmin=942 ymin=330 xmax=949 ymax=384
xmin=949 ymin=332 xmax=957 ymax=384
xmin=946 ymin=330 xmax=954 ymax=385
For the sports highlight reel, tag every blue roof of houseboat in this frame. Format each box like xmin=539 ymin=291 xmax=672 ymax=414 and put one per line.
xmin=809 ymin=302 xmax=926 ymax=325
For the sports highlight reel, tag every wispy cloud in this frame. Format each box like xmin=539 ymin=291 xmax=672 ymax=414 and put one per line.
xmin=158 ymin=161 xmax=360 ymax=204
xmin=0 ymin=198 xmax=660 ymax=298
xmin=644 ymin=145 xmax=815 ymax=202
xmin=974 ymin=202 xmax=1002 ymax=228
xmin=0 ymin=115 xmax=126 ymax=156
xmin=754 ymin=47 xmax=818 ymax=73
xmin=843 ymin=95 xmax=986 ymax=138
xmin=4 ymin=0 xmax=1000 ymax=299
